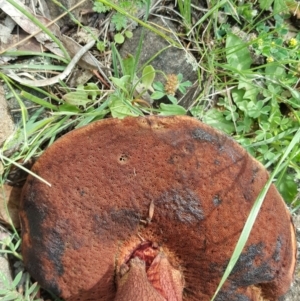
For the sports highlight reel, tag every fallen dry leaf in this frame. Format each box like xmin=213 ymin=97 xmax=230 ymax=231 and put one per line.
xmin=0 ymin=0 xmax=63 ymax=57
xmin=0 ymin=0 xmax=60 ymax=42
xmin=0 ymin=33 xmax=44 ymax=65
xmin=0 ymin=184 xmax=22 ymax=228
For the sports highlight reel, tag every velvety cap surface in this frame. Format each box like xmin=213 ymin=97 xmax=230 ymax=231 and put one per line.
xmin=20 ymin=116 xmax=296 ymax=300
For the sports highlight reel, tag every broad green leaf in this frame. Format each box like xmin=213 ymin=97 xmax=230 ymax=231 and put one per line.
xmin=123 ymin=54 xmax=135 ymax=77
xmin=285 ymin=87 xmax=300 ymax=108
xmin=153 ymin=82 xmax=164 ymax=92
xmin=62 ymin=91 xmax=90 ymax=108
xmin=237 ymin=80 xmax=260 ymax=102
xmin=277 ymin=174 xmax=299 ymax=203
xmin=84 ymin=83 xmax=100 ymax=100
xmin=273 ymin=0 xmax=288 ymax=14
xmin=159 ymin=103 xmax=186 ymax=115
xmin=259 ymin=0 xmax=274 ymax=10
xmin=247 ymin=100 xmax=263 ymax=118
xmin=114 ymin=33 xmax=125 ymax=44
xmin=142 ymin=65 xmax=155 ymax=89
xmin=111 ymin=75 xmax=131 ymax=92
xmin=231 ymin=88 xmax=245 ymax=107
xmin=236 ymin=116 xmax=253 ymax=133
xmin=96 ymin=41 xmax=106 ymax=51
xmin=109 ymin=95 xmax=138 ymax=118
xmin=226 ymin=33 xmax=252 ymax=71
xmin=178 ymin=80 xmax=192 ymax=94
xmin=151 ymin=91 xmax=165 ymax=100
xmin=202 ymin=108 xmax=235 ymax=134
xmin=124 ymin=30 xmax=133 ymax=38
xmin=93 ymin=2 xmax=111 ymax=13
xmin=167 ymin=95 xmax=178 ymax=105
xmin=265 ymin=64 xmax=286 ymax=81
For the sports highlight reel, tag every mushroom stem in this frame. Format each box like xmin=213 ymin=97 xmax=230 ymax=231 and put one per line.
xmin=115 ymin=253 xmax=183 ymax=301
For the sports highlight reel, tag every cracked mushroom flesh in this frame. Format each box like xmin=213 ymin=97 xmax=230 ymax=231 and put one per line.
xmin=20 ymin=116 xmax=296 ymax=301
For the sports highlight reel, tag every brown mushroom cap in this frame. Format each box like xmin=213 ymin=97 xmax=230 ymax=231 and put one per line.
xmin=20 ymin=116 xmax=296 ymax=301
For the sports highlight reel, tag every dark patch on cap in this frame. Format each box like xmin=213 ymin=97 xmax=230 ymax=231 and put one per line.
xmin=46 ymin=229 xmax=65 ymax=276
xmin=93 ymin=209 xmax=140 ymax=240
xmin=23 ymin=191 xmax=48 ymax=241
xmin=213 ymin=195 xmax=222 ymax=206
xmin=214 ymin=160 xmax=220 ymax=165
xmin=110 ymin=208 xmax=140 ymax=235
xmin=157 ymin=189 xmax=204 ymax=223
xmin=272 ymin=236 xmax=282 ymax=262
xmin=93 ymin=213 xmax=110 ymax=230
xmin=44 ymin=278 xmax=62 ymax=297
xmin=191 ymin=128 xmax=216 ymax=143
xmin=230 ymin=243 xmax=274 ymax=286
xmin=251 ymin=167 xmax=260 ymax=183
xmin=24 ymin=247 xmax=46 ymax=288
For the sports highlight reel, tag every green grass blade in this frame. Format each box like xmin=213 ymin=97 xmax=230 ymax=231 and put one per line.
xmin=21 ymin=91 xmax=58 ymax=110
xmin=0 ymin=155 xmax=51 ymax=187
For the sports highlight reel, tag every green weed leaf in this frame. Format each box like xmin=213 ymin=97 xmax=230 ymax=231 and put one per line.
xmin=167 ymin=95 xmax=178 ymax=104
xmin=226 ymin=33 xmax=252 ymax=70
xmin=151 ymin=91 xmax=165 ymax=100
xmin=142 ymin=65 xmax=155 ymax=89
xmin=114 ymin=33 xmax=125 ymax=44
xmin=237 ymin=80 xmax=260 ymax=102
xmin=153 ymin=82 xmax=164 ymax=92
xmin=259 ymin=0 xmax=274 ymax=10
xmin=123 ymin=55 xmax=135 ymax=77
xmin=109 ymin=95 xmax=139 ymax=118
xmin=277 ymin=173 xmax=298 ymax=203
xmin=112 ymin=12 xmax=127 ymax=31
xmin=202 ymin=108 xmax=235 ymax=134
xmin=111 ymin=75 xmax=131 ymax=92
xmin=159 ymin=103 xmax=186 ymax=115
xmin=125 ymin=30 xmax=133 ymax=38
xmin=93 ymin=2 xmax=111 ymax=13
xmin=273 ymin=0 xmax=288 ymax=14
xmin=62 ymin=91 xmax=90 ymax=108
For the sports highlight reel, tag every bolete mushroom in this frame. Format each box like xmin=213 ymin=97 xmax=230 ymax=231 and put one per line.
xmin=20 ymin=116 xmax=296 ymax=301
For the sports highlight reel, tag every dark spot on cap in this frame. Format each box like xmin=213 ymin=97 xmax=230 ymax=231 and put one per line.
xmin=272 ymin=237 xmax=282 ymax=262
xmin=191 ymin=128 xmax=216 ymax=142
xmin=213 ymin=195 xmax=222 ymax=206
xmin=157 ymin=189 xmax=204 ymax=223
xmin=230 ymin=243 xmax=274 ymax=286
xmin=46 ymin=229 xmax=65 ymax=276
